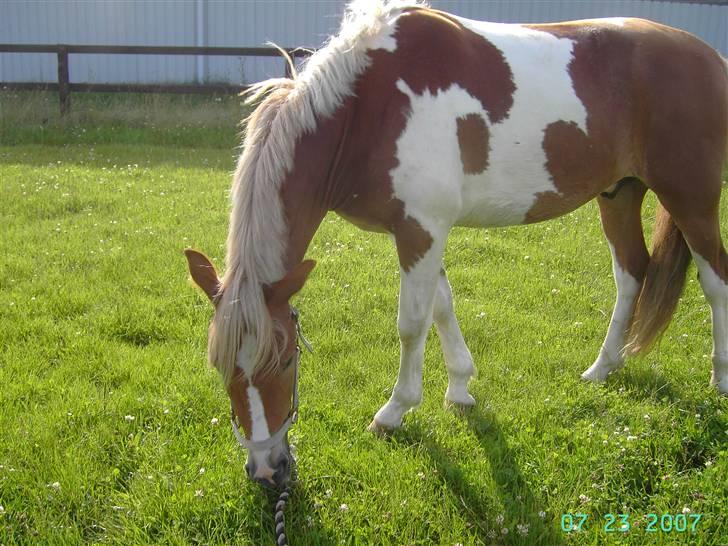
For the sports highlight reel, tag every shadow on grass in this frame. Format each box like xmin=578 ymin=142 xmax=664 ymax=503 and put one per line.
xmin=609 ymin=363 xmax=680 ymax=403
xmin=397 ymin=407 xmax=566 ymax=545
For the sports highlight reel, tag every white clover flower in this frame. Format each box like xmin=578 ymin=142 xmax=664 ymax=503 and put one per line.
xmin=517 ymin=523 xmax=529 ymax=536
xmin=48 ymin=482 xmax=61 ymax=490
xmin=339 ymin=504 xmax=349 ymax=512
xmin=124 ymin=415 xmax=135 ymax=421
xmin=195 ymin=489 xmax=204 ymax=497
xmin=495 ymin=514 xmax=504 ymax=525
xmin=199 ymin=467 xmax=205 ymax=474
xmin=682 ymin=506 xmax=691 ymax=514
xmin=538 ymin=511 xmax=546 ymax=519
xmin=211 ymin=417 xmax=219 ymax=426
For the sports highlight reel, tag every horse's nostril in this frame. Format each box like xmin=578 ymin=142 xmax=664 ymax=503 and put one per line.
xmin=272 ymin=457 xmax=291 ymax=485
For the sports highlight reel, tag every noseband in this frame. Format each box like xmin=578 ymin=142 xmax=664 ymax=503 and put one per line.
xmin=230 ymin=307 xmax=312 ymax=451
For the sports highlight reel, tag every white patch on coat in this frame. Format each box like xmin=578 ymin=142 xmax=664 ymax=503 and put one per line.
xmin=599 ymin=17 xmax=629 ymax=27
xmin=390 ymin=18 xmax=589 ymax=229
xmin=246 ymin=385 xmax=271 ymax=442
xmin=691 ymin=252 xmax=728 ymax=392
xmin=391 ymin=80 xmax=483 ymax=234
xmin=235 ymin=334 xmax=257 ymax=377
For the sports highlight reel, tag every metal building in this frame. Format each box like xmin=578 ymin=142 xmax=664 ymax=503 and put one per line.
xmin=1 ymin=0 xmax=726 ymax=86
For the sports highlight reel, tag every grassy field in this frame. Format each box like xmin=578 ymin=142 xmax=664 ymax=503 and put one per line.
xmin=1 ymin=92 xmax=727 ymax=545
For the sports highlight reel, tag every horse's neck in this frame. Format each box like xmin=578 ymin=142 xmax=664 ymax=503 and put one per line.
xmin=280 ymin=183 xmax=327 ymax=271
xmin=278 ymin=105 xmax=351 ymax=270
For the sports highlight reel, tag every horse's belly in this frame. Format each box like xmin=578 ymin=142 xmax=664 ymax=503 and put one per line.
xmin=455 ymin=151 xmax=599 ymax=228
xmin=456 ymin=153 xmax=560 ymax=228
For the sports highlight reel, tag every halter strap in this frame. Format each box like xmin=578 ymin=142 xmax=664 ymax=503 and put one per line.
xmin=230 ymin=307 xmax=310 ymax=451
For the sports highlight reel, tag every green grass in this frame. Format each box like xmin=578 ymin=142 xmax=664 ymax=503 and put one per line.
xmin=1 ymin=92 xmax=727 ymax=545
xmin=0 ymin=91 xmax=244 ymax=148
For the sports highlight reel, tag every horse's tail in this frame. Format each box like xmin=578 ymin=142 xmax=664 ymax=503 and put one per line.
xmin=625 ymin=205 xmax=691 ymax=355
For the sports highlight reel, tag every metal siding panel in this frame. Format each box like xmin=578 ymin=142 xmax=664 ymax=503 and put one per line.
xmin=1 ymin=0 xmax=726 ymax=83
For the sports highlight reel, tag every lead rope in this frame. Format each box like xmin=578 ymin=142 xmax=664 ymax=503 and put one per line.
xmin=274 ymin=486 xmax=291 ymax=545
xmin=273 ymin=308 xmax=312 ymax=546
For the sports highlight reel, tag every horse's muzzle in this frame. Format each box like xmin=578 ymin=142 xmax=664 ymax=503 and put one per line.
xmin=246 ymin=453 xmax=292 ymax=489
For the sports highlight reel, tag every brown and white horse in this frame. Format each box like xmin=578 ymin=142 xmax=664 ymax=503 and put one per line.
xmin=186 ymin=0 xmax=728 ymax=486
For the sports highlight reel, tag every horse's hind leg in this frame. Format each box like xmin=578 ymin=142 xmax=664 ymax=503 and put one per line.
xmin=433 ymin=267 xmax=476 ymax=407
xmin=670 ymin=208 xmax=728 ymax=394
xmin=582 ymin=179 xmax=649 ymax=382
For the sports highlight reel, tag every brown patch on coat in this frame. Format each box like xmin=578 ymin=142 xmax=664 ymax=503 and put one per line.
xmin=327 ymin=8 xmax=515 ymax=271
xmin=526 ymin=19 xmax=727 ymax=230
xmin=524 ymin=22 xmax=637 ymax=223
xmin=525 ymin=119 xmax=614 ymax=222
xmin=456 ymin=113 xmax=490 ymax=174
xmin=597 ymin=178 xmax=649 ymax=281
xmin=397 ymin=9 xmax=515 ymax=124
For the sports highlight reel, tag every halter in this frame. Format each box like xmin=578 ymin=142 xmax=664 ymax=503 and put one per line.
xmin=230 ymin=307 xmax=312 ymax=451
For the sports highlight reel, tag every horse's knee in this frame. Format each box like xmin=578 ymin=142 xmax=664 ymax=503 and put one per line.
xmin=398 ymin=315 xmax=429 ymax=347
xmin=433 ymin=273 xmax=454 ymax=323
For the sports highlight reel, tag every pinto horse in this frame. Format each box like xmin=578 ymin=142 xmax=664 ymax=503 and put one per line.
xmin=186 ymin=1 xmax=728 ymax=487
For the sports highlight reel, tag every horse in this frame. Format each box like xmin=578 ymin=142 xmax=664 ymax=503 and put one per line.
xmin=185 ymin=0 xmax=728 ymax=487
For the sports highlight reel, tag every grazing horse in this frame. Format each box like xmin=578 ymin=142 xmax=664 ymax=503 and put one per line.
xmin=186 ymin=0 xmax=728 ymax=486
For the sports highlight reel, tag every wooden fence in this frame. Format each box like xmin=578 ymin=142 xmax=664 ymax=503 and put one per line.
xmin=0 ymin=44 xmax=312 ymax=115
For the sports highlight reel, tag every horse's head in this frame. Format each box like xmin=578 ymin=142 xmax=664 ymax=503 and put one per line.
xmin=184 ymin=249 xmax=314 ymax=488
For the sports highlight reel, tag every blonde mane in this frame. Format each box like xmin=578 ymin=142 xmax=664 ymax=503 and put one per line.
xmin=209 ymin=0 xmax=427 ymax=385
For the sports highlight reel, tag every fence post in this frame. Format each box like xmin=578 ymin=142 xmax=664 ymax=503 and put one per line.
xmin=57 ymin=46 xmax=70 ymax=116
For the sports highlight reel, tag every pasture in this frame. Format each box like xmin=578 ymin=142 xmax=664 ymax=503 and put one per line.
xmin=1 ymin=92 xmax=727 ymax=545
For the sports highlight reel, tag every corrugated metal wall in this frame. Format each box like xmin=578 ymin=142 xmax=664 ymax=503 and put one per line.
xmin=1 ymin=0 xmax=726 ymax=85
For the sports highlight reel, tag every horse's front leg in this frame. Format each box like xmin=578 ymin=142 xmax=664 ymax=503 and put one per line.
xmin=433 ymin=267 xmax=476 ymax=407
xmin=369 ymin=229 xmax=446 ymax=432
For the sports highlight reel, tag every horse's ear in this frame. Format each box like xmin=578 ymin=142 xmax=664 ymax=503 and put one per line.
xmin=265 ymin=260 xmax=316 ymax=305
xmin=184 ymin=249 xmax=221 ymax=304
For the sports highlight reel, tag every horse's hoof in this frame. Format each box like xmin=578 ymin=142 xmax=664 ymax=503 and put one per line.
xmin=711 ymin=374 xmax=728 ymax=395
xmin=444 ymin=386 xmax=476 ymax=406
xmin=367 ymin=419 xmax=397 ymax=436
xmin=581 ymin=370 xmax=605 ymax=383
xmin=444 ymin=399 xmax=475 ymax=415
xmin=581 ymin=365 xmax=612 ymax=383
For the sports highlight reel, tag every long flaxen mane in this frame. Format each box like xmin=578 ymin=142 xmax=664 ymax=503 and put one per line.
xmin=209 ymin=0 xmax=427 ymax=385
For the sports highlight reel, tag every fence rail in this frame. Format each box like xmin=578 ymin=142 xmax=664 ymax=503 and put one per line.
xmin=0 ymin=43 xmax=312 ymax=115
